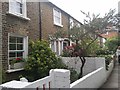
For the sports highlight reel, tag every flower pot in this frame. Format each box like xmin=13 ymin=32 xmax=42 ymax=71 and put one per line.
xmin=14 ymin=62 xmax=25 ymax=69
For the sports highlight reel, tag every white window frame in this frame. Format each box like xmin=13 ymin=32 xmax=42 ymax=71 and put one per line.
xmin=53 ymin=8 xmax=63 ymax=27
xmin=50 ymin=38 xmax=67 ymax=55
xmin=8 ymin=0 xmax=30 ymax=20
xmin=8 ymin=33 xmax=28 ymax=70
xmin=70 ymin=18 xmax=74 ymax=29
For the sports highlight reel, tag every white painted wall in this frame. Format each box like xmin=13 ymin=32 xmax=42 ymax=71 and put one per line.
xmin=70 ymin=60 xmax=114 ymax=88
xmin=0 ymin=69 xmax=70 ymax=89
xmin=106 ymin=60 xmax=114 ymax=78
xmin=61 ymin=57 xmax=106 ymax=75
xmin=0 ymin=58 xmax=114 ymax=89
xmin=70 ymin=67 xmax=106 ymax=88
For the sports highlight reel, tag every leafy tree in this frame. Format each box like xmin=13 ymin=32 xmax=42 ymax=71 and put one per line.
xmin=50 ymin=9 xmax=117 ymax=78
xmin=67 ymin=9 xmax=117 ymax=78
xmin=105 ymin=36 xmax=120 ymax=53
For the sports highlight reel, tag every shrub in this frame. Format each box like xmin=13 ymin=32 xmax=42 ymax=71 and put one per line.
xmin=24 ymin=40 xmax=78 ymax=82
xmin=24 ymin=40 xmax=67 ymax=81
xmin=96 ymin=49 xmax=112 ymax=55
xmin=69 ymin=68 xmax=78 ymax=83
xmin=105 ymin=36 xmax=120 ymax=53
xmin=62 ymin=46 xmax=74 ymax=57
xmin=97 ymin=55 xmax=113 ymax=70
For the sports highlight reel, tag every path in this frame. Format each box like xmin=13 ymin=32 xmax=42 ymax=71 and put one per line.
xmin=98 ymin=61 xmax=119 ymax=89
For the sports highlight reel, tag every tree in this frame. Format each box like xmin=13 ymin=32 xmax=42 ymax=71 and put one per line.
xmin=105 ymin=36 xmax=120 ymax=53
xmin=51 ymin=9 xmax=117 ymax=78
xmin=68 ymin=9 xmax=117 ymax=78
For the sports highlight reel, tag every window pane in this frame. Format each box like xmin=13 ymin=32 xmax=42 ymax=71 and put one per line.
xmin=55 ymin=17 xmax=60 ymax=24
xmin=56 ymin=41 xmax=59 ymax=55
xmin=17 ymin=37 xmax=23 ymax=43
xmin=63 ymin=42 xmax=68 ymax=49
xmin=17 ymin=52 xmax=23 ymax=57
xmin=9 ymin=44 xmax=16 ymax=50
xmin=9 ymin=36 xmax=16 ymax=43
xmin=20 ymin=7 xmax=22 ymax=14
xmin=51 ymin=41 xmax=55 ymax=52
xmin=54 ymin=9 xmax=60 ymax=17
xmin=16 ymin=1 xmax=23 ymax=14
xmin=9 ymin=52 xmax=16 ymax=57
xmin=17 ymin=44 xmax=23 ymax=50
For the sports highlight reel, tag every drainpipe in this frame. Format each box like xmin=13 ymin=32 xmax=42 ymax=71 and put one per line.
xmin=38 ymin=2 xmax=42 ymax=40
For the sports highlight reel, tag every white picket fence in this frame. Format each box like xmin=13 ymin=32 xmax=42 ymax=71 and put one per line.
xmin=0 ymin=58 xmax=114 ymax=89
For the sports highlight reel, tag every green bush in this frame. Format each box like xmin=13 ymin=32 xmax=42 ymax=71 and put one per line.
xmin=24 ymin=40 xmax=78 ymax=82
xmin=97 ymin=55 xmax=113 ymax=70
xmin=69 ymin=68 xmax=78 ymax=83
xmin=105 ymin=36 xmax=120 ymax=53
xmin=24 ymin=40 xmax=67 ymax=81
xmin=96 ymin=49 xmax=112 ymax=55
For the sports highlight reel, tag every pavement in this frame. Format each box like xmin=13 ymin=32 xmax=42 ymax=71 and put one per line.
xmin=98 ymin=60 xmax=119 ymax=90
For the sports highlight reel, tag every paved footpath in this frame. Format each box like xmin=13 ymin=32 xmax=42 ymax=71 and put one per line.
xmin=98 ymin=61 xmax=119 ymax=89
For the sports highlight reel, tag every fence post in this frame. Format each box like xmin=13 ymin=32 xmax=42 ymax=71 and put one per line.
xmin=50 ymin=69 xmax=70 ymax=88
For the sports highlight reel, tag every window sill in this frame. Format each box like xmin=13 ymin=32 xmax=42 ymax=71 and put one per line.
xmin=6 ymin=12 xmax=30 ymax=21
xmin=54 ymin=23 xmax=63 ymax=27
xmin=6 ymin=68 xmax=24 ymax=73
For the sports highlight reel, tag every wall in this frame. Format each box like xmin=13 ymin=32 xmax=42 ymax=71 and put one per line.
xmin=70 ymin=59 xmax=114 ymax=88
xmin=106 ymin=60 xmax=114 ymax=78
xmin=70 ymin=67 xmax=106 ymax=88
xmin=0 ymin=69 xmax=70 ymax=89
xmin=0 ymin=60 xmax=114 ymax=89
xmin=61 ymin=57 xmax=105 ymax=76
xmin=0 ymin=2 xmax=2 ymax=84
xmin=2 ymin=2 xmax=40 ymax=80
xmin=40 ymin=2 xmax=69 ymax=40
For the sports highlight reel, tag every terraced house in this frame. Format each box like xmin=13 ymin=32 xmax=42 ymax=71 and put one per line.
xmin=0 ymin=0 xmax=82 ymax=81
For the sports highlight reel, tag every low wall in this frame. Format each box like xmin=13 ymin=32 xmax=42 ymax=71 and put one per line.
xmin=0 ymin=58 xmax=114 ymax=89
xmin=106 ymin=60 xmax=114 ymax=79
xmin=61 ymin=57 xmax=105 ymax=75
xmin=0 ymin=69 xmax=70 ymax=89
xmin=70 ymin=67 xmax=106 ymax=88
xmin=70 ymin=60 xmax=114 ymax=88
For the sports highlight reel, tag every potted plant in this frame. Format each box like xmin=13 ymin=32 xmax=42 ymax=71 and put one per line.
xmin=10 ymin=58 xmax=25 ymax=69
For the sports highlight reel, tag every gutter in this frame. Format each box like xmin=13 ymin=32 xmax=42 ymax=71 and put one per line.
xmin=38 ymin=2 xmax=42 ymax=40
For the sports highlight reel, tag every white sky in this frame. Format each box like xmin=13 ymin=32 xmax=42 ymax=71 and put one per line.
xmin=49 ymin=0 xmax=120 ymax=23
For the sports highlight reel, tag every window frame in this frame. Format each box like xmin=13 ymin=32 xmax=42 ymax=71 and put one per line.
xmin=8 ymin=0 xmax=30 ymax=20
xmin=53 ymin=8 xmax=63 ymax=27
xmin=8 ymin=33 xmax=28 ymax=70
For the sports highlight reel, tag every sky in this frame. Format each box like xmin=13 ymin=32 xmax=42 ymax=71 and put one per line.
xmin=49 ymin=0 xmax=120 ymax=23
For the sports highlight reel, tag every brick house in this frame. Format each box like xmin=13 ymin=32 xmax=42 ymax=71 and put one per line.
xmin=0 ymin=1 xmax=82 ymax=81
xmin=40 ymin=2 xmax=82 ymax=55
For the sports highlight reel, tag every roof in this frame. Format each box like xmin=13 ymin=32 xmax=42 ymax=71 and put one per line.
xmin=100 ymin=31 xmax=118 ymax=39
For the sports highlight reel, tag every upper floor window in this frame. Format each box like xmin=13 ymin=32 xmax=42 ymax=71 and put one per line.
xmin=53 ymin=8 xmax=62 ymax=27
xmin=9 ymin=0 xmax=27 ymax=17
xmin=70 ymin=18 xmax=74 ymax=29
